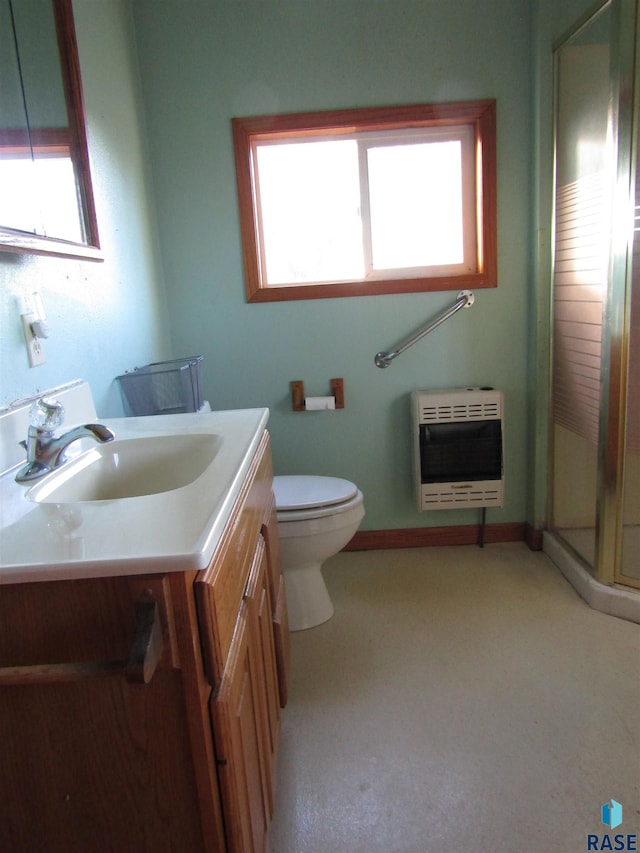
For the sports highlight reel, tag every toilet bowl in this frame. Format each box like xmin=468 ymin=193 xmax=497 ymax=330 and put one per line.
xmin=273 ymin=475 xmax=365 ymax=631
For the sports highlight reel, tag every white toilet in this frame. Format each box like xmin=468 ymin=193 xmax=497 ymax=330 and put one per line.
xmin=273 ymin=475 xmax=365 ymax=631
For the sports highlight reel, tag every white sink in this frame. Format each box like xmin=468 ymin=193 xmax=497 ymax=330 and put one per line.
xmin=0 ymin=402 xmax=270 ymax=582
xmin=27 ymin=433 xmax=221 ymax=503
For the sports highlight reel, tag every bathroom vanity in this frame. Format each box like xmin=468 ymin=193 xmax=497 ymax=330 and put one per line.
xmin=0 ymin=388 xmax=289 ymax=852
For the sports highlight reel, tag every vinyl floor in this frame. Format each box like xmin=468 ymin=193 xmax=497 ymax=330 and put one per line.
xmin=268 ymin=542 xmax=640 ymax=853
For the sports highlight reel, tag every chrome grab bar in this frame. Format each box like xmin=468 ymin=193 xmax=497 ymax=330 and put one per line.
xmin=374 ymin=290 xmax=475 ymax=369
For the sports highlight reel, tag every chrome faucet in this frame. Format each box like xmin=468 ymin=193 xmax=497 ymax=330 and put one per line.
xmin=15 ymin=397 xmax=115 ymax=484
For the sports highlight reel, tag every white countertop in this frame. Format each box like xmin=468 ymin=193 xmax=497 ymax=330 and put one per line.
xmin=0 ymin=408 xmax=269 ymax=584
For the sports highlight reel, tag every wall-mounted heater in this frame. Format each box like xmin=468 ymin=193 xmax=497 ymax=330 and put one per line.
xmin=412 ymin=388 xmax=504 ymax=511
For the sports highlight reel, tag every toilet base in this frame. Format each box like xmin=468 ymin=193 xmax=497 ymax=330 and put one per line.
xmin=283 ymin=562 xmax=334 ymax=631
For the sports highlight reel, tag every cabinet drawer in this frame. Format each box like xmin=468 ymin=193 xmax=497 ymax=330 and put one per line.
xmin=196 ymin=431 xmax=273 ymax=685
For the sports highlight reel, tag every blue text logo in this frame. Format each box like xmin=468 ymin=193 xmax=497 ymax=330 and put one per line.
xmin=588 ymin=799 xmax=637 ymax=851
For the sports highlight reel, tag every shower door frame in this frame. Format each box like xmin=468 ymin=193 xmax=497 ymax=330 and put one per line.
xmin=549 ymin=0 xmax=640 ymax=589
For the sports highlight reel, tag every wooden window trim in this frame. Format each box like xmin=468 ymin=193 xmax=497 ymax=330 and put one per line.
xmin=232 ymin=99 xmax=497 ymax=303
xmin=0 ymin=127 xmax=72 ymax=158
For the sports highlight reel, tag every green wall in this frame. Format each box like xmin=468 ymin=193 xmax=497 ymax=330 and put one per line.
xmin=131 ymin=0 xmax=533 ymax=532
xmin=0 ymin=0 xmax=602 ymax=537
xmin=0 ymin=0 xmax=171 ymax=417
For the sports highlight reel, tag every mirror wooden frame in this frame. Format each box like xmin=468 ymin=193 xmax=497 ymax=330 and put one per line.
xmin=0 ymin=0 xmax=101 ymax=261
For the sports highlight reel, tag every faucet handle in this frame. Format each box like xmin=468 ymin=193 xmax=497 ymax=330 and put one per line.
xmin=30 ymin=397 xmax=65 ymax=432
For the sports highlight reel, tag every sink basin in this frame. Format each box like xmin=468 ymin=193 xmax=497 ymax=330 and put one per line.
xmin=27 ymin=433 xmax=220 ymax=503
xmin=0 ymin=403 xmax=270 ymax=579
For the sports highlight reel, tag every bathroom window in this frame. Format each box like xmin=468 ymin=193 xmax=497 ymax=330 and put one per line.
xmin=0 ymin=131 xmax=82 ymax=242
xmin=232 ymin=100 xmax=497 ymax=302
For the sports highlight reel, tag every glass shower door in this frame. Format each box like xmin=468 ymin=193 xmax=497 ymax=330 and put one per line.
xmin=550 ymin=2 xmax=613 ymax=572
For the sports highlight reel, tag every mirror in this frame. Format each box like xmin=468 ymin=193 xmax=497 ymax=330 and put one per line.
xmin=0 ymin=0 xmax=101 ymax=260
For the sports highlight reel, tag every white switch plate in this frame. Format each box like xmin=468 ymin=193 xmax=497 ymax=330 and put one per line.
xmin=21 ymin=313 xmax=46 ymax=367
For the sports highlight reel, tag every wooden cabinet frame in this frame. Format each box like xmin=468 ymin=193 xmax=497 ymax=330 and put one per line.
xmin=0 ymin=431 xmax=288 ymax=853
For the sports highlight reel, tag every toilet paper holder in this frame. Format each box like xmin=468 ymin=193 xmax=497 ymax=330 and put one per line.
xmin=291 ymin=378 xmax=344 ymax=411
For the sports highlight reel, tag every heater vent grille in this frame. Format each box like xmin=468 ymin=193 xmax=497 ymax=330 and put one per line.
xmin=422 ymin=482 xmax=503 ymax=508
xmin=412 ymin=388 xmax=504 ymax=510
xmin=418 ymin=389 xmax=502 ymax=424
xmin=420 ymin=400 xmax=500 ymax=423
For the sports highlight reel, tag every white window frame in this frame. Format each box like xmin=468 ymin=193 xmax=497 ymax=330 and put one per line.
xmin=355 ymin=125 xmax=477 ymax=281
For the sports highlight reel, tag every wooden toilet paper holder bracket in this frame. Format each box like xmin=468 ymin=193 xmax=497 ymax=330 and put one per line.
xmin=291 ymin=378 xmax=344 ymax=411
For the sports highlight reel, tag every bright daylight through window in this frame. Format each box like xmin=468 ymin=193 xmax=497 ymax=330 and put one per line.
xmin=0 ymin=155 xmax=81 ymax=241
xmin=232 ymin=100 xmax=497 ymax=302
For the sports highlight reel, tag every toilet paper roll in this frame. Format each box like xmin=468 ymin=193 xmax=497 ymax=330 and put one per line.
xmin=305 ymin=396 xmax=336 ymax=411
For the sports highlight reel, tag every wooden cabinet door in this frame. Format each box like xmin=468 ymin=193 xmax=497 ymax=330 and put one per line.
xmin=273 ymin=574 xmax=290 ymax=708
xmin=211 ymin=603 xmax=269 ymax=853
xmin=244 ymin=535 xmax=280 ymax=810
xmin=261 ymin=501 xmax=290 ymax=709
xmin=197 ymin=429 xmax=288 ymax=851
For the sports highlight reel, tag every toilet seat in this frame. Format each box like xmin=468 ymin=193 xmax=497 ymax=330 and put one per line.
xmin=273 ymin=475 xmax=360 ymax=521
